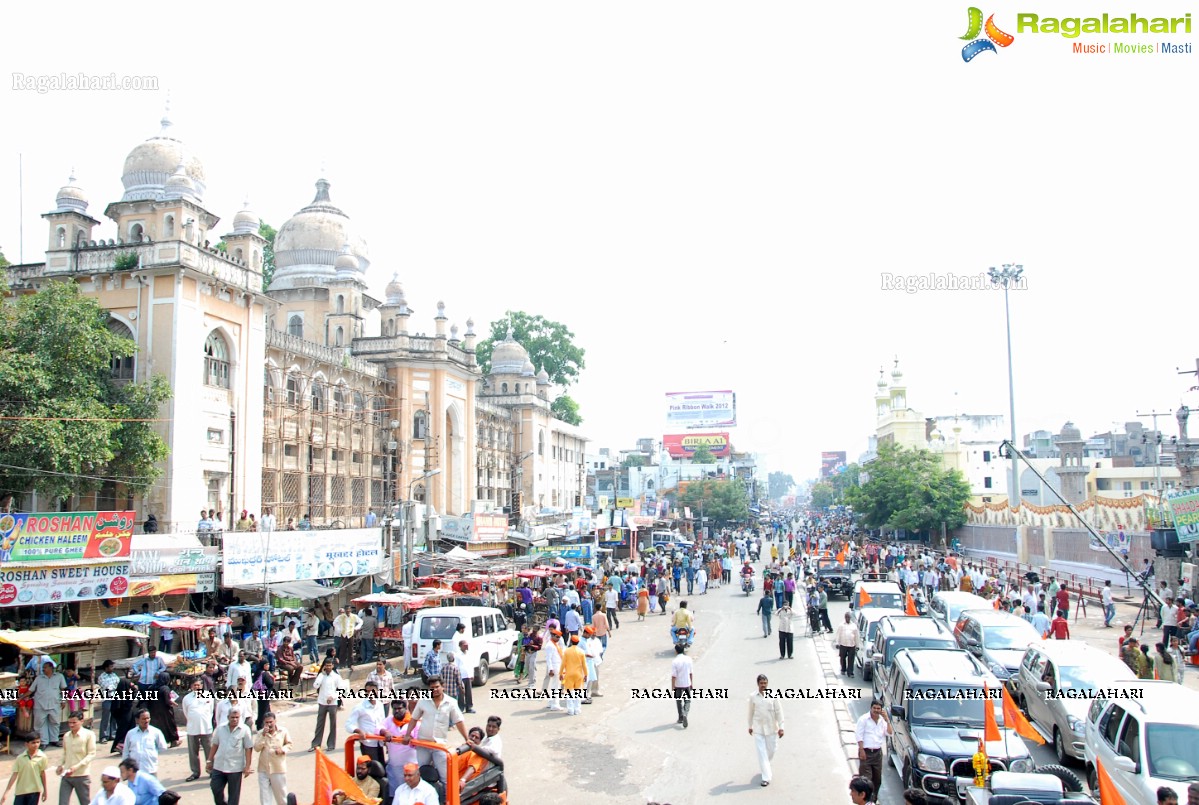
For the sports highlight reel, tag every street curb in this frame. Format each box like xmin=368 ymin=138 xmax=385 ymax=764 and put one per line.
xmin=811 ymin=631 xmax=864 ymax=775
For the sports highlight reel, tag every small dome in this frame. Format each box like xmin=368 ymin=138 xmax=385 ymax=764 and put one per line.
xmin=232 ymin=201 xmax=258 ymax=235
xmin=876 ymin=369 xmax=887 ymax=391
xmin=890 ymin=359 xmax=904 ymax=383
xmin=55 ymin=173 xmax=88 ymax=214
xmin=1060 ymin=422 xmax=1081 ymax=440
xmin=271 ymin=178 xmax=369 ymax=291
xmin=520 ymin=360 xmax=536 ymax=377
xmin=536 ymin=369 xmax=550 ymax=385
xmin=335 ymin=243 xmax=358 ymax=277
xmin=162 ymin=162 xmax=196 ymax=200
xmin=384 ymin=273 xmax=405 ymax=305
xmin=120 ymin=107 xmax=206 ymax=202
xmin=490 ymin=331 xmax=530 ymax=375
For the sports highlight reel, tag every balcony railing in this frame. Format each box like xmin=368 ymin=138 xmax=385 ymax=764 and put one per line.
xmin=45 ymin=240 xmax=264 ymax=291
xmin=266 ymin=328 xmax=383 ymax=379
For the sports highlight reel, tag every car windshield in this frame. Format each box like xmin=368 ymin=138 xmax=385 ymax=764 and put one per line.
xmin=419 ymin=616 xmax=460 ymax=640
xmin=864 ymin=593 xmax=905 ymax=610
xmin=982 ymin=624 xmax=1039 ymax=649
xmin=1147 ymin=724 xmax=1199 ymax=780
xmin=885 ymin=637 xmax=956 ymax=663
xmin=1057 ymin=663 xmax=1131 ymax=691
xmin=909 ymin=687 xmax=1004 ymax=728
xmin=949 ymin=602 xmax=983 ymax=623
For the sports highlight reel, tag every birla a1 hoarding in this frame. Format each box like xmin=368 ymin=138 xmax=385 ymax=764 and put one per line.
xmin=664 ymin=433 xmax=732 ymax=458
xmin=665 ymin=390 xmax=736 ymax=429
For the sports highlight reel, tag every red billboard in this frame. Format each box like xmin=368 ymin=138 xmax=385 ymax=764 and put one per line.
xmin=664 ymin=433 xmax=732 ymax=459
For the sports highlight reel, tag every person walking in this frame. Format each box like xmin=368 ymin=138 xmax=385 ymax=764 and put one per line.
xmin=604 ymin=586 xmax=620 ymax=630
xmin=308 ymin=659 xmax=348 ymax=752
xmin=540 ymin=631 xmax=565 ymax=712
xmin=455 ymin=641 xmax=476 ymax=714
xmin=855 ymin=699 xmax=893 ymax=800
xmin=756 ymin=590 xmax=774 ymax=638
xmin=818 ymin=585 xmax=833 ymax=633
xmin=252 ymin=712 xmax=291 ymax=805
xmin=207 ymin=709 xmax=253 ymax=805
xmin=747 ymin=674 xmax=784 ymax=787
xmin=560 ymin=635 xmax=588 ymax=717
xmin=1 ymin=735 xmax=48 ymax=805
xmin=1102 ymin=580 xmax=1116 ymax=628
xmin=836 ymin=612 xmax=861 ymax=677
xmin=776 ymin=604 xmax=795 ymax=660
xmin=116 ymin=759 xmax=162 ymax=805
xmin=671 ymin=644 xmax=693 ymax=729
xmin=182 ymin=678 xmax=214 ymax=782
xmin=121 ymin=711 xmax=167 ymax=777
xmin=28 ymin=661 xmax=67 ymax=747
xmin=55 ymin=714 xmax=95 ymax=805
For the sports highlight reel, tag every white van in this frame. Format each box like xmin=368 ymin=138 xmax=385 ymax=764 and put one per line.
xmin=409 ymin=606 xmax=520 ymax=686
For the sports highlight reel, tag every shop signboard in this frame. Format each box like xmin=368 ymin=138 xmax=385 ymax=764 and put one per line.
xmin=663 ymin=433 xmax=732 ymax=458
xmin=0 ymin=562 xmax=130 ymax=606
xmin=473 ymin=514 xmax=508 ymax=542
xmin=127 ymin=573 xmax=216 ymax=597
xmin=0 ymin=511 xmax=135 ymax=564
xmin=530 ymin=543 xmax=595 ymax=565
xmin=222 ymin=529 xmax=384 ymax=585
xmin=1165 ymin=490 xmax=1199 ymax=543
xmin=130 ymin=542 xmax=220 ymax=575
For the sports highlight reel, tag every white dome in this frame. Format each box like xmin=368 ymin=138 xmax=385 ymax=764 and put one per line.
xmin=120 ymin=112 xmax=206 ymax=202
xmin=536 ymin=369 xmax=550 ymax=385
xmin=384 ymin=273 xmax=405 ymax=305
xmin=162 ymin=162 xmax=197 ymax=201
xmin=491 ymin=332 xmax=530 ymax=375
xmin=521 ymin=360 xmax=536 ymax=377
xmin=335 ymin=243 xmax=358 ymax=277
xmin=270 ymin=178 xmax=369 ymax=291
xmin=55 ymin=173 xmax=88 ymax=214
xmin=232 ymin=201 xmax=258 ymax=235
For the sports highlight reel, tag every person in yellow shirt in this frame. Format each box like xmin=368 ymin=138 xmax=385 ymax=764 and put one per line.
xmin=671 ymin=601 xmax=695 ymax=645
xmin=559 ymin=636 xmax=588 ymax=716
xmin=1 ymin=736 xmax=48 ymax=805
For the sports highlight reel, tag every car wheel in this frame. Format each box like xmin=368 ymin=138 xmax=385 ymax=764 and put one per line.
xmin=863 ymin=662 xmax=873 ymax=683
xmin=1087 ymin=765 xmax=1099 ymax=797
xmin=1053 ymin=727 xmax=1069 ymax=765
xmin=901 ymin=759 xmax=913 ymax=789
xmin=473 ymin=654 xmax=490 ymax=686
xmin=887 ymin=739 xmax=896 ymax=768
xmin=1034 ymin=764 xmax=1085 ymax=794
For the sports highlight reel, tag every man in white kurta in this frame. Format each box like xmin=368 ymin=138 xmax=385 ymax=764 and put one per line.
xmin=747 ymin=674 xmax=785 ymax=787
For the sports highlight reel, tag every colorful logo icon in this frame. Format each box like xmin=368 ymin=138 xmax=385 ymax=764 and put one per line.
xmin=961 ymin=7 xmax=1015 ymax=61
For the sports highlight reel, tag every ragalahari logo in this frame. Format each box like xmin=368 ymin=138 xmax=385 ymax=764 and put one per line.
xmin=961 ymin=7 xmax=1015 ymax=61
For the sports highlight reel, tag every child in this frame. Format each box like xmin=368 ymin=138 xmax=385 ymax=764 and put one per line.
xmin=63 ymin=668 xmax=86 ymax=719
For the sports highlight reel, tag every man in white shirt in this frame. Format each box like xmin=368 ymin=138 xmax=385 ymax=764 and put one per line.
xmin=309 ymin=659 xmax=348 ymax=753
xmin=748 ymin=673 xmax=785 ymax=787
xmin=334 ymin=607 xmax=362 ymax=668
xmin=216 ymin=678 xmax=256 ymax=732
xmin=206 ymin=709 xmax=253 ymax=805
xmin=89 ymin=766 xmax=135 ymax=805
xmin=480 ymin=716 xmax=503 ymax=760
xmin=303 ymin=614 xmax=320 ymax=663
xmin=835 ymin=612 xmax=861 ymax=677
xmin=855 ymin=699 xmax=892 ymax=800
xmin=603 ymin=587 xmax=620 ymax=629
xmin=400 ymin=618 xmax=415 ymax=676
xmin=1102 ymin=580 xmax=1115 ymax=627
xmin=346 ymin=681 xmax=387 ymax=765
xmin=181 ymin=678 xmax=214 ymax=782
xmin=401 ymin=678 xmax=468 ymax=786
xmin=390 ymin=762 xmax=437 ymax=805
xmin=28 ymin=661 xmax=67 ymax=746
xmin=539 ymin=631 xmax=564 ymax=711
xmin=455 ymin=641 xmax=475 ymax=714
xmin=225 ymin=651 xmax=253 ymax=691
xmin=670 ymin=644 xmax=693 ymax=729
xmin=259 ymin=508 xmax=276 ymax=533
xmin=121 ymin=711 xmax=167 ymax=776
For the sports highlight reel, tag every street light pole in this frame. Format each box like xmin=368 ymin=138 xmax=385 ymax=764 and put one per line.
xmin=988 ymin=264 xmax=1024 ymax=508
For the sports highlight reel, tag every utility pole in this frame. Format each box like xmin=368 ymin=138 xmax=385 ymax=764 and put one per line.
xmin=1137 ymin=410 xmax=1171 ymax=525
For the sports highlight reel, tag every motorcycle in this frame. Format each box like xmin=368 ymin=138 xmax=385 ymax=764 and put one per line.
xmin=671 ymin=625 xmax=695 ymax=648
xmin=742 ymin=575 xmax=755 ymax=595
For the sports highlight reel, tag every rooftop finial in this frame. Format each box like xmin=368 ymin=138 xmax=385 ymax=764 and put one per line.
xmin=159 ymin=93 xmax=172 ymax=134
xmin=313 ymin=177 xmax=331 ymax=204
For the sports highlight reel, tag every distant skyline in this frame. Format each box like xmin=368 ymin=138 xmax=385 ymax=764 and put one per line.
xmin=3 ymin=3 xmax=1195 ymax=486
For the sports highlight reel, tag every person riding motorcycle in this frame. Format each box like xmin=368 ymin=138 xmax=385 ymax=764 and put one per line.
xmin=670 ymin=601 xmax=695 ymax=645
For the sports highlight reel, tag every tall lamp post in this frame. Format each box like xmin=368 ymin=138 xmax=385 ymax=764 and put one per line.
xmin=988 ymin=264 xmax=1024 ymax=508
xmin=404 ymin=468 xmax=441 ymax=587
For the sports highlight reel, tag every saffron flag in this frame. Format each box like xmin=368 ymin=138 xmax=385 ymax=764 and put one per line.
xmin=1001 ymin=685 xmax=1045 ymax=745
xmin=982 ymin=683 xmax=1002 ymax=743
xmin=314 ymin=747 xmax=381 ymax=805
xmin=859 ymin=588 xmax=873 ymax=606
xmin=1095 ymin=759 xmax=1127 ymax=805
xmin=837 ymin=550 xmax=846 ymax=563
xmin=905 ymin=589 xmax=918 ymax=617
xmin=993 ymin=597 xmax=1000 ymax=610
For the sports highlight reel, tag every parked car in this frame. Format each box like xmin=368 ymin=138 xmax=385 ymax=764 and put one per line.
xmin=816 ymin=558 xmax=855 ymax=598
xmin=409 ymin=605 xmax=520 ymax=685
xmin=854 ymin=607 xmax=907 ymax=682
xmin=870 ymin=616 xmax=957 ymax=702
xmin=1010 ymin=640 xmax=1137 ymax=764
xmin=928 ymin=591 xmax=991 ymax=631
xmin=884 ymin=648 xmax=1035 ymax=799
xmin=1084 ymin=682 xmax=1199 ymax=805
xmin=952 ymin=609 xmax=1041 ymax=683
xmin=851 ymin=574 xmax=906 ymax=612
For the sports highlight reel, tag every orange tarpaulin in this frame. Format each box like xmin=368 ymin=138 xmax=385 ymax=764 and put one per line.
xmin=313 ymin=746 xmax=380 ymax=805
xmin=1001 ymin=687 xmax=1045 ymax=745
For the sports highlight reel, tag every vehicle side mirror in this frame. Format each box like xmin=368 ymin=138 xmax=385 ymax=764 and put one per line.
xmin=890 ymin=705 xmax=906 ymax=719
xmin=1113 ymin=755 xmax=1137 ymax=774
xmin=1034 ymin=680 xmax=1051 ymax=692
xmin=872 ymin=652 xmax=883 ymax=663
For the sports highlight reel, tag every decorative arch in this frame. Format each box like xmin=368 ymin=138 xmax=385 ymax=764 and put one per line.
xmin=107 ymin=317 xmax=135 ymax=380
xmin=203 ymin=328 xmax=234 ymax=389
xmin=129 ymin=222 xmax=145 ymax=242
xmin=445 ymin=400 xmax=467 ymax=515
xmin=164 ymin=215 xmax=175 ymax=238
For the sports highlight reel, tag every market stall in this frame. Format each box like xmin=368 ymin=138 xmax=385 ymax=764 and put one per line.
xmin=147 ymin=615 xmax=230 ymax=689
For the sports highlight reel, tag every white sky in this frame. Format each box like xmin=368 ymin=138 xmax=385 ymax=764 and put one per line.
xmin=2 ymin=3 xmax=1196 ymax=483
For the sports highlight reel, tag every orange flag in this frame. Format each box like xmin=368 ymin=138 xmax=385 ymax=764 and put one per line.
xmin=859 ymin=588 xmax=873 ymax=606
xmin=993 ymin=597 xmax=1001 ymax=610
xmin=1095 ymin=759 xmax=1127 ymax=805
xmin=836 ymin=551 xmax=846 ymax=563
xmin=905 ymin=589 xmax=918 ymax=617
xmin=982 ymin=683 xmax=1002 ymax=743
xmin=314 ymin=748 xmax=381 ymax=805
xmin=1001 ymin=685 xmax=1045 ymax=745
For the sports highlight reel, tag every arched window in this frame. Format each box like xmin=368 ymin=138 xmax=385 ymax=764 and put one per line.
xmin=264 ymin=368 xmax=274 ymax=403
xmin=334 ymin=326 xmax=344 ymax=347
xmin=311 ymin=380 xmax=325 ymax=413
xmin=538 ymin=431 xmax=545 ymax=456
xmin=353 ymin=392 xmax=365 ymax=421
xmin=129 ymin=223 xmax=144 ymax=242
xmin=286 ymin=373 xmax=300 ymax=406
xmin=108 ymin=319 xmax=135 ymax=380
xmin=164 ymin=216 xmax=175 ymax=238
xmin=333 ymin=386 xmax=346 ymax=415
xmin=335 ymin=295 xmax=345 ymax=314
xmin=234 ymin=247 xmax=244 ymax=263
xmin=287 ymin=315 xmax=303 ymax=338
xmin=252 ymin=250 xmax=260 ymax=269
xmin=203 ymin=331 xmax=230 ymax=388
xmin=56 ymin=227 xmax=66 ymax=248
xmin=413 ymin=410 xmax=428 ymax=440
xmin=501 ymin=382 xmax=508 ymax=394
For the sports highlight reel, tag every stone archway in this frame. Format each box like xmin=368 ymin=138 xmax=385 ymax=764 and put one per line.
xmin=445 ymin=402 xmax=466 ymax=515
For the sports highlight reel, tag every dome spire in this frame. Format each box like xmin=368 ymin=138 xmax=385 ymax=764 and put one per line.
xmin=312 ymin=177 xmax=332 ymax=204
xmin=159 ymin=93 xmax=172 ymax=136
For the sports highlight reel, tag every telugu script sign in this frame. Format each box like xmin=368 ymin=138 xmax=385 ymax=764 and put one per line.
xmin=0 ymin=511 xmax=135 ymax=564
xmin=221 ymin=529 xmax=384 ymax=585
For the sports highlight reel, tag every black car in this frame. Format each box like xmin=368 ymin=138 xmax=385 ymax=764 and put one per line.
xmin=883 ymin=648 xmax=1035 ymax=800
xmin=816 ymin=558 xmax=854 ymax=598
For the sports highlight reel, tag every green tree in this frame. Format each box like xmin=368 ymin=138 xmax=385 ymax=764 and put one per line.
xmin=477 ymin=311 xmax=585 ymax=387
xmin=690 ymin=444 xmax=718 ymax=464
xmin=259 ymin=221 xmax=278 ymax=290
xmin=829 ymin=463 xmax=861 ymax=503
xmin=680 ymin=478 xmax=750 ymax=526
xmin=767 ymin=471 xmax=794 ymax=501
xmin=0 ymin=282 xmax=172 ymax=503
xmin=845 ymin=443 xmax=970 ymax=536
xmin=550 ymin=394 xmax=582 ymax=426
xmin=0 ymin=249 xmax=10 ymax=268
xmin=809 ymin=481 xmax=835 ymax=509
xmin=621 ymin=454 xmax=647 ymax=469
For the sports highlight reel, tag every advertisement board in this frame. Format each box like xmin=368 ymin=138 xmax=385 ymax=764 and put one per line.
xmin=474 ymin=514 xmax=508 ymax=542
xmin=820 ymin=452 xmax=847 ymax=478
xmin=130 ymin=542 xmax=220 ymax=575
xmin=1089 ymin=526 xmax=1131 ymax=553
xmin=663 ymin=433 xmax=732 ymax=459
xmin=530 ymin=543 xmax=595 ymax=565
xmin=0 ymin=562 xmax=130 ymax=607
xmin=222 ymin=529 xmax=384 ymax=585
xmin=1165 ymin=490 xmax=1199 ymax=543
xmin=127 ymin=573 xmax=216 ymax=597
xmin=0 ymin=511 xmax=135 ymax=564
xmin=665 ymin=390 xmax=737 ymax=429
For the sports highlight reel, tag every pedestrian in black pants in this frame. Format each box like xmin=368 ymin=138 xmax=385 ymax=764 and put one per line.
xmin=208 ymin=709 xmax=253 ymax=805
xmin=605 ymin=587 xmax=620 ymax=629
xmin=777 ymin=605 xmax=795 ymax=659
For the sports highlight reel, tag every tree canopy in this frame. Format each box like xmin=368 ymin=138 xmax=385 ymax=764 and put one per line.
xmin=0 ymin=249 xmax=10 ymax=268
xmin=551 ymin=394 xmax=582 ymax=426
xmin=689 ymin=444 xmax=718 ymax=465
xmin=259 ymin=221 xmax=277 ymax=290
xmin=621 ymin=454 xmax=647 ymax=468
xmin=680 ymin=478 xmax=750 ymax=526
xmin=0 ymin=281 xmax=172 ymax=504
xmin=809 ymin=481 xmax=835 ymax=509
xmin=845 ymin=443 xmax=970 ymax=536
xmin=477 ymin=311 xmax=586 ymax=387
xmin=767 ymin=471 xmax=794 ymax=501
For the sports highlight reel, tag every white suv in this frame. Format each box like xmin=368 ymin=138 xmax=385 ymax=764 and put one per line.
xmin=1083 ymin=681 xmax=1199 ymax=805
xmin=409 ymin=606 xmax=520 ymax=686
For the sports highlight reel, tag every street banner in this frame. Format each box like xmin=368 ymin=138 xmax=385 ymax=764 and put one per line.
xmin=663 ymin=433 xmax=732 ymax=458
xmin=1089 ymin=525 xmax=1131 ymax=553
xmin=665 ymin=390 xmax=737 ymax=429
xmin=0 ymin=511 xmax=135 ymax=564
xmin=0 ymin=561 xmax=130 ymax=606
xmin=1165 ymin=490 xmax=1199 ymax=543
xmin=222 ymin=529 xmax=383 ymax=585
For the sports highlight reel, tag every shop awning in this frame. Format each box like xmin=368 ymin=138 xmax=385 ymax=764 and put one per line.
xmin=0 ymin=627 xmax=146 ymax=652
xmin=150 ymin=616 xmax=229 ymax=630
xmin=266 ymin=580 xmax=341 ymax=600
